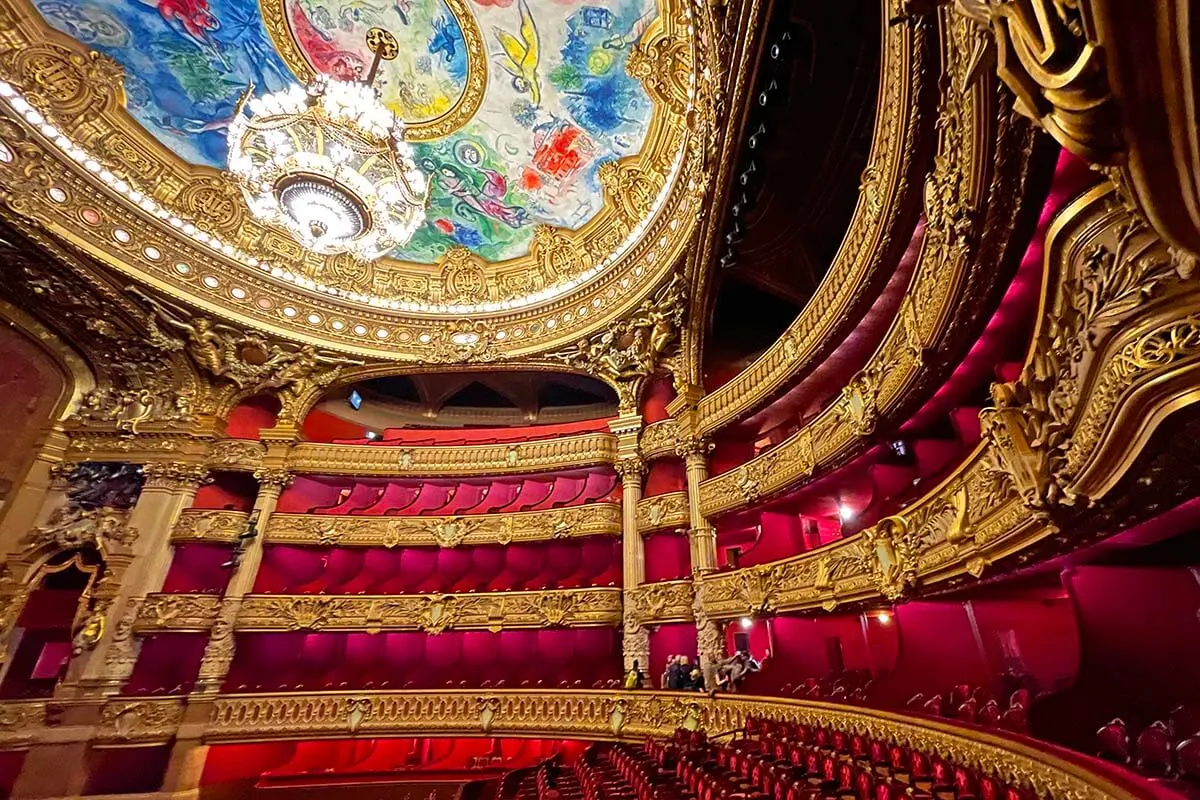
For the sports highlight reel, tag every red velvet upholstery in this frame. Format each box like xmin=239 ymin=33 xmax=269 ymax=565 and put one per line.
xmin=122 ymin=634 xmax=208 ymax=695
xmin=253 ymin=537 xmax=621 ymax=595
xmin=278 ymin=471 xmax=619 ymax=516
xmin=160 ymin=543 xmax=233 ymax=594
xmin=223 ymin=629 xmax=622 ymax=692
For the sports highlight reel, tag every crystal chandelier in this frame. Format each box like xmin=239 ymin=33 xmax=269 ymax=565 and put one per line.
xmin=227 ymin=29 xmax=427 ymax=260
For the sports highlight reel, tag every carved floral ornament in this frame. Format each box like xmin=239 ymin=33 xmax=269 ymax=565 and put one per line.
xmin=226 ymin=588 xmax=623 ymax=634
xmin=266 ymin=505 xmax=620 ymax=549
xmin=698 ymin=187 xmax=1200 ymax=617
xmin=0 ymin=0 xmax=733 ymax=359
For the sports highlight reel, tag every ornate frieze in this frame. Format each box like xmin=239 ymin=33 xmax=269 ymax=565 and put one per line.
xmin=235 ymin=588 xmax=623 ymax=633
xmin=133 ymin=593 xmax=222 ymax=632
xmin=97 ymin=698 xmax=185 ymax=742
xmin=205 ymin=439 xmax=267 ymax=472
xmin=139 ymin=461 xmax=210 ymax=491
xmin=266 ymin=504 xmax=620 ymax=548
xmin=287 ymin=434 xmax=617 ymax=477
xmin=626 ymin=580 xmax=695 ymax=626
xmin=170 ymin=509 xmax=253 ymax=544
xmin=636 ymin=492 xmax=689 ymax=532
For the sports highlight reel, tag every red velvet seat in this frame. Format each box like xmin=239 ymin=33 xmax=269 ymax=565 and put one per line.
xmin=1175 ymin=735 xmax=1200 ymax=780
xmin=1096 ymin=719 xmax=1131 ymax=763
xmin=1135 ymin=721 xmax=1173 ymax=776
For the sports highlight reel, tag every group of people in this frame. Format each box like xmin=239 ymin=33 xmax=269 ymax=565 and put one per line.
xmin=623 ymin=650 xmax=764 ymax=693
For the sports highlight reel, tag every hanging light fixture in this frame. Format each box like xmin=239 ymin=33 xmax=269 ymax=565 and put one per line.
xmin=227 ymin=28 xmax=427 ymax=260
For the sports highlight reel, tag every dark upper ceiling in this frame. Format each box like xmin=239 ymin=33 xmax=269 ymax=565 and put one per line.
xmin=703 ymin=0 xmax=881 ymax=386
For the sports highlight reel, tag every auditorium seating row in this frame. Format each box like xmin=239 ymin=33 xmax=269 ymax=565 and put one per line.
xmin=278 ymin=471 xmax=619 ymax=516
xmin=904 ymin=684 xmax=1030 ymax=734
xmin=1097 ymin=711 xmax=1200 ymax=781
xmin=642 ymin=720 xmax=1044 ymax=800
xmin=333 ymin=418 xmax=612 ymax=446
xmin=220 ymin=629 xmax=623 ymax=694
xmin=249 ymin=539 xmax=623 ymax=595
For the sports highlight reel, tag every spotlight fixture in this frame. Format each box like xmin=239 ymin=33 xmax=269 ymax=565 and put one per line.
xmin=740 ymin=617 xmax=754 ymax=629
xmin=838 ymin=504 xmax=855 ymax=522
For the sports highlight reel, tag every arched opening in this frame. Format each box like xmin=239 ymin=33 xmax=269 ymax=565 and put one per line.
xmin=302 ymin=370 xmax=619 ymax=443
xmin=0 ymin=550 xmax=101 ymax=699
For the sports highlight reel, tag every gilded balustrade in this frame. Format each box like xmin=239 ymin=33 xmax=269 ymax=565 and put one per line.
xmin=626 ymin=579 xmax=696 ymax=625
xmin=0 ymin=692 xmax=1117 ymax=799
xmin=265 ymin=503 xmax=621 ymax=548
xmin=170 ymin=509 xmax=252 ymax=544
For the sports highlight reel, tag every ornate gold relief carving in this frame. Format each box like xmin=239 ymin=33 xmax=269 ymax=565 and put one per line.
xmin=286 ymin=434 xmax=617 ymax=476
xmin=266 ymin=504 xmax=621 ymax=548
xmin=547 ymin=274 xmax=687 ymax=413
xmin=627 ymin=16 xmax=693 ymax=118
xmin=98 ymin=698 xmax=184 ymax=742
xmin=205 ymin=439 xmax=267 ymax=472
xmin=140 ymin=461 xmax=210 ymax=490
xmin=171 ymin=510 xmax=252 ymax=544
xmin=235 ymin=588 xmax=622 ymax=633
xmin=439 ymin=248 xmax=489 ymax=305
xmin=855 ymin=516 xmax=923 ymax=601
xmin=22 ymin=506 xmax=135 ymax=555
xmin=835 ymin=369 xmax=881 ymax=438
xmin=627 ymin=580 xmax=694 ymax=626
xmin=637 ymin=492 xmax=689 ymax=532
xmin=134 ymin=593 xmax=221 ymax=632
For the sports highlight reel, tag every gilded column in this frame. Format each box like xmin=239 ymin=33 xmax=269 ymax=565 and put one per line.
xmin=678 ymin=437 xmax=721 ymax=686
xmin=194 ymin=468 xmax=291 ymax=692
xmin=610 ymin=414 xmax=648 ymax=672
xmin=71 ymin=461 xmax=208 ymax=695
xmin=679 ymin=438 xmax=717 ymax=574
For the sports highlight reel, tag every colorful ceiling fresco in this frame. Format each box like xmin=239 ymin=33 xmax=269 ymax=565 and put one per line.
xmin=35 ymin=0 xmax=657 ymax=264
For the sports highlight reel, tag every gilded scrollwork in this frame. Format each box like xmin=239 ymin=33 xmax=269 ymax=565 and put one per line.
xmin=626 ymin=580 xmax=695 ymax=626
xmin=637 ymin=492 xmax=689 ymax=532
xmin=266 ymin=504 xmax=620 ymax=549
xmin=22 ymin=506 xmax=135 ymax=555
xmin=133 ymin=593 xmax=221 ymax=632
xmin=546 ymin=273 xmax=687 ymax=413
xmin=170 ymin=509 xmax=252 ymax=543
xmin=234 ymin=588 xmax=623 ymax=633
xmin=98 ymin=698 xmax=184 ymax=742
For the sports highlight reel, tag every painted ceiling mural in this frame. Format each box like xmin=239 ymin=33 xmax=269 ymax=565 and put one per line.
xmin=35 ymin=0 xmax=657 ymax=264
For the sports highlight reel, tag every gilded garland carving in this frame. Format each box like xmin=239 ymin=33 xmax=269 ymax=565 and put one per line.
xmin=234 ymin=588 xmax=623 ymax=633
xmin=98 ymin=698 xmax=185 ymax=742
xmin=171 ymin=510 xmax=253 ymax=544
xmin=626 ymin=580 xmax=695 ymax=626
xmin=205 ymin=439 xmax=267 ymax=472
xmin=287 ymin=434 xmax=617 ymax=476
xmin=637 ymin=492 xmax=689 ymax=532
xmin=133 ymin=593 xmax=222 ymax=632
xmin=266 ymin=505 xmax=621 ymax=548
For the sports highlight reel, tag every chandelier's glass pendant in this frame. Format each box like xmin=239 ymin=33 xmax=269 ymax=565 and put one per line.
xmin=227 ymin=30 xmax=427 ymax=260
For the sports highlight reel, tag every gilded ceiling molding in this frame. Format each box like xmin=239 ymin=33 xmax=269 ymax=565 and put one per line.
xmin=626 ymin=579 xmax=695 ymax=626
xmin=698 ymin=10 xmax=1033 ymax=518
xmin=0 ymin=0 xmax=728 ymax=360
xmin=286 ymin=434 xmax=618 ymax=477
xmin=170 ymin=510 xmax=253 ymax=545
xmin=697 ymin=182 xmax=1200 ymax=616
xmin=636 ymin=491 xmax=690 ymax=533
xmin=668 ymin=0 xmax=932 ymax=431
xmin=232 ymin=588 xmax=622 ymax=633
xmin=266 ymin=504 xmax=621 ymax=549
xmin=133 ymin=593 xmax=222 ymax=633
xmin=200 ymin=690 xmax=1137 ymax=799
xmin=960 ymin=0 xmax=1200 ymax=257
